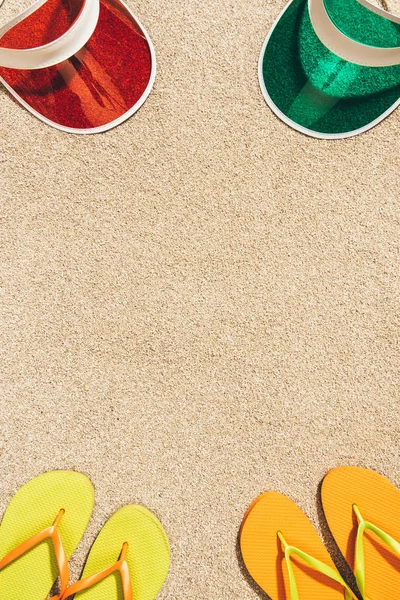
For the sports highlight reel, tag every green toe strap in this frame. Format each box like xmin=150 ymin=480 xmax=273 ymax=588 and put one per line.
xmin=277 ymin=505 xmax=400 ymax=599
xmin=353 ymin=504 xmax=400 ymax=598
xmin=277 ymin=531 xmax=354 ymax=600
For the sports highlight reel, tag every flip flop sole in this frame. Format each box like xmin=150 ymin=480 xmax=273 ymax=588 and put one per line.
xmin=77 ymin=504 xmax=170 ymax=600
xmin=240 ymin=491 xmax=349 ymax=599
xmin=322 ymin=466 xmax=400 ymax=599
xmin=0 ymin=470 xmax=94 ymax=600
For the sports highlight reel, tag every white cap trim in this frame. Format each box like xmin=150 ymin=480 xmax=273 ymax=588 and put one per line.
xmin=0 ymin=0 xmax=99 ymax=70
xmin=309 ymin=0 xmax=400 ymax=67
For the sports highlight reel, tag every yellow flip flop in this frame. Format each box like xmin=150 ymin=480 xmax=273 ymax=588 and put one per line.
xmin=61 ymin=505 xmax=170 ymax=600
xmin=0 ymin=470 xmax=94 ymax=600
xmin=322 ymin=466 xmax=400 ymax=600
xmin=240 ymin=491 xmax=358 ymax=600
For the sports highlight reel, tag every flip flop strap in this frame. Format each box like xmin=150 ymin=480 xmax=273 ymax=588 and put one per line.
xmin=353 ymin=504 xmax=400 ymax=598
xmin=309 ymin=0 xmax=400 ymax=67
xmin=56 ymin=542 xmax=133 ymax=600
xmin=0 ymin=509 xmax=70 ymax=596
xmin=277 ymin=531 xmax=355 ymax=600
xmin=0 ymin=0 xmax=99 ymax=70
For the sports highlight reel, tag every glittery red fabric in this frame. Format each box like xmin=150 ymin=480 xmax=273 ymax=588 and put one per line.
xmin=0 ymin=0 xmax=153 ymax=130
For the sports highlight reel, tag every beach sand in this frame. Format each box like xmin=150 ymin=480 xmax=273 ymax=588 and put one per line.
xmin=1 ymin=0 xmax=399 ymax=597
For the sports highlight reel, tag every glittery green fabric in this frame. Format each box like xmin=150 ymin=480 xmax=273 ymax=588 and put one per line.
xmin=261 ymin=0 xmax=400 ymax=135
xmin=324 ymin=0 xmax=400 ymax=47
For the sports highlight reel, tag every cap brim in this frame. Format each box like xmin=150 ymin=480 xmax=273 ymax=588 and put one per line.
xmin=0 ymin=0 xmax=155 ymax=133
xmin=259 ymin=0 xmax=400 ymax=139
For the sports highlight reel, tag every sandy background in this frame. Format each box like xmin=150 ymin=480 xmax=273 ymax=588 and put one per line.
xmin=0 ymin=0 xmax=399 ymax=597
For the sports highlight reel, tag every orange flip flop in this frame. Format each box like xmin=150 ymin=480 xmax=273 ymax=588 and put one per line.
xmin=240 ymin=491 xmax=357 ymax=600
xmin=322 ymin=466 xmax=400 ymax=600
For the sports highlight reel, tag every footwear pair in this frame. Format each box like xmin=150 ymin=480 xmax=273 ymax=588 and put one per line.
xmin=260 ymin=0 xmax=400 ymax=138
xmin=240 ymin=466 xmax=400 ymax=599
xmin=0 ymin=471 xmax=170 ymax=599
xmin=0 ymin=0 xmax=155 ymax=133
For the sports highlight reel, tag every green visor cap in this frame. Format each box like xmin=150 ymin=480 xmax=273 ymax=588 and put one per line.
xmin=259 ymin=0 xmax=400 ymax=138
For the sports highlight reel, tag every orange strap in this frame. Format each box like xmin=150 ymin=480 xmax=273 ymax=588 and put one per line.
xmin=0 ymin=509 xmax=132 ymax=600
xmin=0 ymin=509 xmax=69 ymax=596
xmin=56 ymin=542 xmax=133 ymax=600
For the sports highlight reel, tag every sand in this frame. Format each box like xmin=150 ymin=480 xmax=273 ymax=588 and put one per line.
xmin=0 ymin=0 xmax=399 ymax=597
